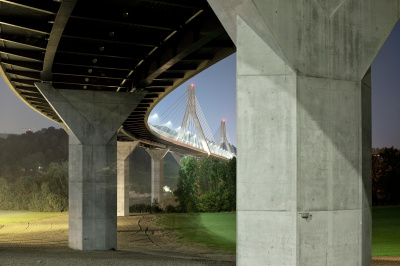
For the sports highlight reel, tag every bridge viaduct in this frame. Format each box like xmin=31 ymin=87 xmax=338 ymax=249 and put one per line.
xmin=1 ymin=0 xmax=400 ymax=265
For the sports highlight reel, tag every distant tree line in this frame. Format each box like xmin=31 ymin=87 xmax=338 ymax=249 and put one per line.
xmin=0 ymin=127 xmax=68 ymax=211
xmin=372 ymin=147 xmax=400 ymax=206
xmin=1 ymin=126 xmax=399 ymax=212
xmin=0 ymin=127 xmax=68 ymax=182
xmin=174 ymin=156 xmax=236 ymax=213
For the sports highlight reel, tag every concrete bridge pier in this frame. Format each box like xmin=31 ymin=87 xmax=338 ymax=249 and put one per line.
xmin=117 ymin=141 xmax=139 ymax=217
xmin=35 ymin=82 xmax=146 ymax=250
xmin=146 ymin=149 xmax=169 ymax=207
xmin=208 ymin=1 xmax=399 ymax=265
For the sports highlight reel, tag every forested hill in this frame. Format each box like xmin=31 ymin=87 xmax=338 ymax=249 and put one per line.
xmin=0 ymin=127 xmax=68 ymax=182
xmin=0 ymin=133 xmax=9 ymax=139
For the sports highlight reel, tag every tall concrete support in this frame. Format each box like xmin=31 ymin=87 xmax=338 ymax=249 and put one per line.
xmin=146 ymin=149 xmax=169 ymax=207
xmin=208 ymin=1 xmax=399 ymax=265
xmin=35 ymin=82 xmax=146 ymax=250
xmin=117 ymin=141 xmax=139 ymax=217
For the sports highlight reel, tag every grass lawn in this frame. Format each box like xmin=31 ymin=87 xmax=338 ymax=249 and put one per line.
xmin=157 ymin=212 xmax=236 ymax=253
xmin=158 ymin=208 xmax=400 ymax=256
xmin=372 ymin=206 xmax=400 ymax=256
xmin=0 ymin=210 xmax=67 ymax=225
xmin=1 ymin=207 xmax=398 ymax=256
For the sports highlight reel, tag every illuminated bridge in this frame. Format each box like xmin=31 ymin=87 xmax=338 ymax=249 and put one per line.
xmin=1 ymin=0 xmax=396 ymax=264
xmin=0 ymin=0 xmax=235 ymax=252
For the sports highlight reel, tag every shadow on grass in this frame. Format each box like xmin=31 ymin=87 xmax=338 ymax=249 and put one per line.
xmin=372 ymin=206 xmax=400 ymax=256
xmin=156 ymin=212 xmax=236 ymax=253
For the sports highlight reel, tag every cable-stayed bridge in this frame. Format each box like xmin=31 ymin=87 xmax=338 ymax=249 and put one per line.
xmin=147 ymin=84 xmax=236 ymax=160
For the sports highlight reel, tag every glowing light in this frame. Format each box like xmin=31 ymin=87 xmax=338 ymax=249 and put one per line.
xmin=191 ymin=83 xmax=194 ymax=87
xmin=222 ymin=119 xmax=226 ymax=122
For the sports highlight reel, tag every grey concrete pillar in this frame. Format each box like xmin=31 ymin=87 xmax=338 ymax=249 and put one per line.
xmin=208 ymin=1 xmax=399 ymax=265
xmin=146 ymin=149 xmax=169 ymax=207
xmin=35 ymin=82 xmax=146 ymax=250
xmin=117 ymin=141 xmax=139 ymax=217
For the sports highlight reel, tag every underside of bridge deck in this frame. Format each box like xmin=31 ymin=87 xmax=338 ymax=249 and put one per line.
xmin=0 ymin=0 xmax=235 ymax=148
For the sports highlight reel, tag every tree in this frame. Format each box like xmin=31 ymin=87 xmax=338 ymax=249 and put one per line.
xmin=175 ymin=156 xmax=199 ymax=212
xmin=174 ymin=156 xmax=236 ymax=212
xmin=372 ymin=147 xmax=400 ymax=205
xmin=0 ymin=127 xmax=68 ymax=183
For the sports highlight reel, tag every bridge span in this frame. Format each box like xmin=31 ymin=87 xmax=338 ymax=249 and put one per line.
xmin=1 ymin=0 xmax=400 ymax=265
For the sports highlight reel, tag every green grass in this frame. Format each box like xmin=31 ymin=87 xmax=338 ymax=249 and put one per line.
xmin=1 ymin=207 xmax=398 ymax=256
xmin=157 ymin=212 xmax=236 ymax=253
xmin=0 ymin=210 xmax=66 ymax=225
xmin=372 ymin=206 xmax=400 ymax=256
xmin=158 ymin=208 xmax=400 ymax=256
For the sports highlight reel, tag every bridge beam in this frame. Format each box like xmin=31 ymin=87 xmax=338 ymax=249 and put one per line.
xmin=146 ymin=148 xmax=169 ymax=207
xmin=35 ymin=82 xmax=146 ymax=250
xmin=117 ymin=141 xmax=139 ymax=217
xmin=209 ymin=0 xmax=399 ymax=265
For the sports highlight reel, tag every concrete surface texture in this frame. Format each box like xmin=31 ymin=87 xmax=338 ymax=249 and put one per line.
xmin=35 ymin=82 xmax=146 ymax=250
xmin=146 ymin=149 xmax=169 ymax=207
xmin=117 ymin=141 xmax=139 ymax=217
xmin=207 ymin=0 xmax=400 ymax=265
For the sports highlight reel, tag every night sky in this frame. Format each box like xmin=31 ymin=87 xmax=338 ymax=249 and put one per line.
xmin=0 ymin=22 xmax=399 ymax=148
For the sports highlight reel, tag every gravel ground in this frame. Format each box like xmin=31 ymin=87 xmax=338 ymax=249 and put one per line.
xmin=0 ymin=213 xmax=398 ymax=265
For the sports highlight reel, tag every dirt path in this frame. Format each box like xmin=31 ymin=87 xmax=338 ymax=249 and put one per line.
xmin=372 ymin=256 xmax=400 ymax=265
xmin=0 ymin=213 xmax=398 ymax=265
xmin=0 ymin=213 xmax=234 ymax=265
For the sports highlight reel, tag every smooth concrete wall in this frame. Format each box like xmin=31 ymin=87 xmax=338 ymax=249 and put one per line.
xmin=36 ymin=82 xmax=146 ymax=250
xmin=208 ymin=0 xmax=400 ymax=265
xmin=117 ymin=141 xmax=139 ymax=217
xmin=236 ymin=18 xmax=298 ymax=265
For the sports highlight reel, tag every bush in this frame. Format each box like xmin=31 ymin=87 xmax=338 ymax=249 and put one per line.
xmin=198 ymin=192 xmax=222 ymax=212
xmin=129 ymin=200 xmax=165 ymax=214
xmin=164 ymin=204 xmax=177 ymax=213
xmin=174 ymin=156 xmax=236 ymax=213
xmin=0 ymin=161 xmax=68 ymax=212
xmin=129 ymin=203 xmax=150 ymax=213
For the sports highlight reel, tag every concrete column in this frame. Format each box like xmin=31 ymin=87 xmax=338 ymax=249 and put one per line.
xmin=35 ymin=82 xmax=146 ymax=250
xmin=146 ymin=149 xmax=169 ymax=207
xmin=117 ymin=141 xmax=139 ymax=217
xmin=208 ymin=1 xmax=399 ymax=265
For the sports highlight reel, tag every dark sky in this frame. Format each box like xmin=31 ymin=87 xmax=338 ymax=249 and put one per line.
xmin=0 ymin=22 xmax=399 ymax=148
xmin=371 ymin=21 xmax=400 ymax=148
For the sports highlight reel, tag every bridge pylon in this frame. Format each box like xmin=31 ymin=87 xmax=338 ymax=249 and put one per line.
xmin=176 ymin=85 xmax=211 ymax=155
xmin=217 ymin=119 xmax=232 ymax=154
